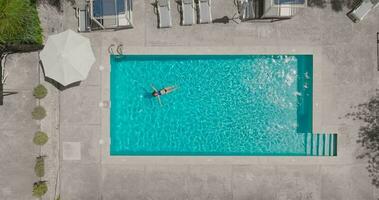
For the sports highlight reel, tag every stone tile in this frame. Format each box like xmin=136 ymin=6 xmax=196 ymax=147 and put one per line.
xmin=81 ymin=62 xmax=101 ymax=87
xmin=0 ymin=90 xmax=37 ymax=130
xmin=0 ymin=163 xmax=35 ymax=200
xmin=319 ymin=13 xmax=353 ymax=46
xmin=321 ymin=165 xmax=374 ymax=200
xmin=373 ymin=187 xmax=379 ymax=200
xmin=0 ymin=129 xmax=37 ymax=167
xmin=187 ymin=165 xmax=233 ymax=200
xmin=60 ymin=125 xmax=100 ymax=163
xmin=317 ymin=83 xmax=371 ymax=130
xmin=145 ymin=165 xmax=189 ymax=200
xmin=0 ymin=129 xmax=36 ymax=200
xmin=321 ymin=45 xmax=375 ymax=87
xmin=232 ymin=165 xmax=278 ymax=200
xmin=81 ymin=36 xmax=102 ymax=87
xmin=60 ymin=86 xmax=101 ymax=125
xmin=102 ymin=165 xmax=145 ymax=200
xmin=61 ymin=163 xmax=100 ymax=200
xmin=3 ymin=53 xmax=39 ymax=90
xmin=63 ymin=142 xmax=81 ymax=161
xmin=276 ymin=165 xmax=321 ymax=200
xmin=350 ymin=164 xmax=375 ymax=200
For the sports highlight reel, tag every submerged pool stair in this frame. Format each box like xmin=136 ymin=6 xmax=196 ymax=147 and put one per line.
xmin=305 ymin=133 xmax=337 ymax=156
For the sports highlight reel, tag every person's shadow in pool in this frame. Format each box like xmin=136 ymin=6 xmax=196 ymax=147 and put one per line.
xmin=142 ymin=87 xmax=155 ymax=106
xmin=143 ymin=88 xmax=153 ymax=98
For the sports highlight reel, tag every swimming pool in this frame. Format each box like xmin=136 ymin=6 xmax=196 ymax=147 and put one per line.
xmin=110 ymin=55 xmax=314 ymax=156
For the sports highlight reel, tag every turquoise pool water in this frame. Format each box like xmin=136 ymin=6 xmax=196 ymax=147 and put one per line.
xmin=110 ymin=55 xmax=313 ymax=155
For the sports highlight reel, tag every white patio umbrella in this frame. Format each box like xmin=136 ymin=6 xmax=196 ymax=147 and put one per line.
xmin=39 ymin=29 xmax=95 ymax=86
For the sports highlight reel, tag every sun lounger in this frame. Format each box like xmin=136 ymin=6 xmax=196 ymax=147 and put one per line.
xmin=182 ymin=0 xmax=196 ymax=25
xmin=157 ymin=0 xmax=172 ymax=28
xmin=198 ymin=0 xmax=212 ymax=24
xmin=76 ymin=4 xmax=90 ymax=32
xmin=238 ymin=0 xmax=255 ymax=21
xmin=347 ymin=0 xmax=379 ymax=23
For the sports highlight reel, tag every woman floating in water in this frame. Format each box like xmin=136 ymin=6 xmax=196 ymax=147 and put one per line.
xmin=151 ymin=84 xmax=177 ymax=106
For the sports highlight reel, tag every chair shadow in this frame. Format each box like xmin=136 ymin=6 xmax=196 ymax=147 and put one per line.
xmin=213 ymin=16 xmax=230 ymax=24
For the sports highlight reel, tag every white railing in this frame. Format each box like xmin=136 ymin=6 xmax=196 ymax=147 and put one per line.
xmin=1 ymin=54 xmax=7 ymax=85
xmin=87 ymin=0 xmax=133 ymax=29
xmin=88 ymin=0 xmax=106 ymax=29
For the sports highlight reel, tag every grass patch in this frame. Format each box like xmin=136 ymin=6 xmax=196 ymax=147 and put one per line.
xmin=0 ymin=0 xmax=43 ymax=48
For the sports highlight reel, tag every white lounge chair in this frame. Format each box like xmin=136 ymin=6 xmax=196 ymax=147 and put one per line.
xmin=182 ymin=0 xmax=196 ymax=25
xmin=76 ymin=4 xmax=90 ymax=32
xmin=238 ymin=0 xmax=255 ymax=21
xmin=157 ymin=0 xmax=172 ymax=28
xmin=347 ymin=0 xmax=379 ymax=23
xmin=198 ymin=0 xmax=212 ymax=24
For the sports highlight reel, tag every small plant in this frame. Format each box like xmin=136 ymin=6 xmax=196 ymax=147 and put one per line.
xmin=32 ymin=181 xmax=48 ymax=197
xmin=31 ymin=106 xmax=46 ymax=120
xmin=33 ymin=84 xmax=47 ymax=99
xmin=34 ymin=156 xmax=45 ymax=177
xmin=33 ymin=131 xmax=48 ymax=145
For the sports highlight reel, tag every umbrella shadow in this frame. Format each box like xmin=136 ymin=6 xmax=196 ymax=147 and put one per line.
xmin=39 ymin=60 xmax=81 ymax=91
xmin=44 ymin=77 xmax=81 ymax=91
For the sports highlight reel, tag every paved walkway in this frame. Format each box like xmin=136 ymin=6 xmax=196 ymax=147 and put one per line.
xmin=0 ymin=53 xmax=40 ymax=200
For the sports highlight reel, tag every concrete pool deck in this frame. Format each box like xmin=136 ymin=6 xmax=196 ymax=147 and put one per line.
xmin=58 ymin=0 xmax=379 ymax=198
xmin=0 ymin=0 xmax=379 ymax=199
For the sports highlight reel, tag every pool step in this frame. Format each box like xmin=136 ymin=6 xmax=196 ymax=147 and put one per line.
xmin=305 ymin=133 xmax=337 ymax=156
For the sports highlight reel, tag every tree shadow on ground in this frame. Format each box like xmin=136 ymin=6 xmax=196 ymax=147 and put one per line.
xmin=308 ymin=0 xmax=359 ymax=11
xmin=345 ymin=90 xmax=379 ymax=188
xmin=331 ymin=0 xmax=344 ymax=11
xmin=308 ymin=0 xmax=327 ymax=8
xmin=36 ymin=0 xmax=75 ymax=11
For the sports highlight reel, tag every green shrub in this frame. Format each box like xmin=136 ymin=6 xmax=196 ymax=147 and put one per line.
xmin=32 ymin=181 xmax=47 ymax=197
xmin=33 ymin=131 xmax=48 ymax=145
xmin=31 ymin=106 xmax=46 ymax=120
xmin=34 ymin=156 xmax=45 ymax=177
xmin=33 ymin=84 xmax=47 ymax=99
